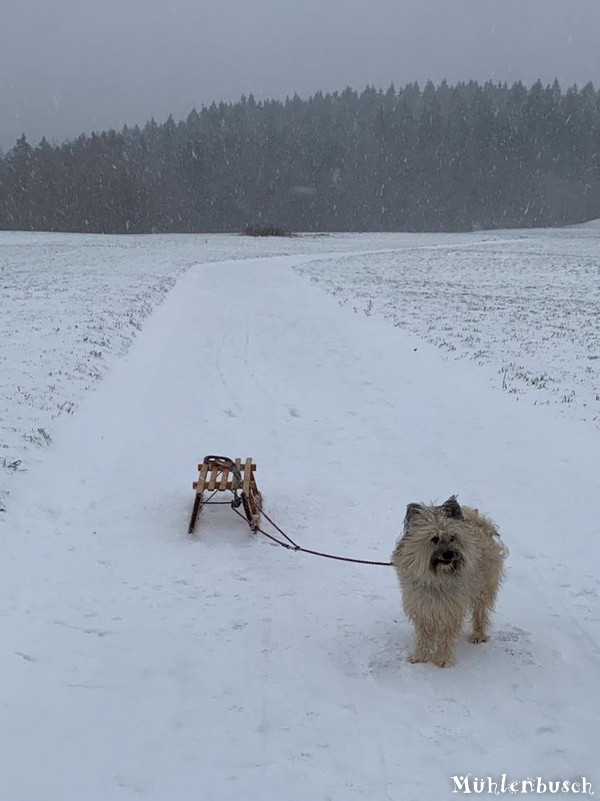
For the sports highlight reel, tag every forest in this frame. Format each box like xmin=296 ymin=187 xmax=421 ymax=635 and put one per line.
xmin=0 ymin=79 xmax=599 ymax=233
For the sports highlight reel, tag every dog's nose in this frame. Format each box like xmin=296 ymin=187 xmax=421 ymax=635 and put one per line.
xmin=441 ymin=549 xmax=457 ymax=562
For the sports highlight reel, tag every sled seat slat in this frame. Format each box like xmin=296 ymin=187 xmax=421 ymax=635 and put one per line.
xmin=192 ymin=459 xmax=257 ymax=494
xmin=192 ymin=461 xmax=210 ymax=491
xmin=219 ymin=460 xmax=233 ymax=491
xmin=193 ymin=479 xmax=245 ymax=491
xmin=242 ymin=457 xmax=253 ymax=496
xmin=207 ymin=462 xmax=220 ymax=491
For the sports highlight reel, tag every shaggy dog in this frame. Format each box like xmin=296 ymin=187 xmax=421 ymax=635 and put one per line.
xmin=392 ymin=496 xmax=507 ymax=667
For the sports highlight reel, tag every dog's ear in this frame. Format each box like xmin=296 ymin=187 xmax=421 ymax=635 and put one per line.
xmin=439 ymin=495 xmax=463 ymax=520
xmin=404 ymin=503 xmax=424 ymax=531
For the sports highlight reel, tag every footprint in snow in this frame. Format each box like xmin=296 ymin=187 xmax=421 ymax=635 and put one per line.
xmin=15 ymin=652 xmax=37 ymax=663
xmin=418 ymin=699 xmax=473 ymax=744
xmin=367 ymin=639 xmax=407 ymax=683
xmin=494 ymin=627 xmax=537 ymax=666
xmin=429 ymin=698 xmax=471 ymax=718
xmin=495 ymin=626 xmax=530 ymax=642
xmin=419 ymin=723 xmax=470 ymax=742
xmin=53 ymin=620 xmax=114 ymax=637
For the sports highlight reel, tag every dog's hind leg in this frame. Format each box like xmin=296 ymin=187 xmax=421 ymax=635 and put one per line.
xmin=470 ymin=547 xmax=504 ymax=644
xmin=470 ymin=591 xmax=494 ymax=643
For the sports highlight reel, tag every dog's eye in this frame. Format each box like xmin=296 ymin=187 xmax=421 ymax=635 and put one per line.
xmin=431 ymin=535 xmax=440 ymax=544
xmin=448 ymin=534 xmax=455 ymax=542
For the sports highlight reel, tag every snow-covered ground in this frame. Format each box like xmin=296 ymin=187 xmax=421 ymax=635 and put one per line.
xmin=296 ymin=223 xmax=600 ymax=428
xmin=0 ymin=227 xmax=599 ymax=799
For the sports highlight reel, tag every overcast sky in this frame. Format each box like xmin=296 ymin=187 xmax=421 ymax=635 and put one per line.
xmin=1 ymin=0 xmax=600 ymax=150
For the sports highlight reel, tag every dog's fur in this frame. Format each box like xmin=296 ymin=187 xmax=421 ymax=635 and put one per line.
xmin=391 ymin=496 xmax=507 ymax=667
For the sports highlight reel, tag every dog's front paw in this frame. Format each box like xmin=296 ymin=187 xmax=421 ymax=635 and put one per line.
xmin=469 ymin=632 xmax=489 ymax=644
xmin=407 ymin=652 xmax=428 ymax=664
xmin=434 ymin=656 xmax=455 ymax=668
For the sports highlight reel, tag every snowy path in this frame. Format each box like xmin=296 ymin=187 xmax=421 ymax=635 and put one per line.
xmin=1 ymin=254 xmax=599 ymax=800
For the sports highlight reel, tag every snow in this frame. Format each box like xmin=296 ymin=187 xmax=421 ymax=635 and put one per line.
xmin=1 ymin=228 xmax=599 ymax=799
xmin=296 ymin=226 xmax=600 ymax=428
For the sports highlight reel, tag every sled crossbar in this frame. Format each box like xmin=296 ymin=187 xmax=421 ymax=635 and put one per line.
xmin=188 ymin=455 xmax=261 ymax=535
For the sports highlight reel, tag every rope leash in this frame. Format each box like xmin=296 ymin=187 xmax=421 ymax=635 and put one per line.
xmin=231 ymin=504 xmax=393 ymax=567
xmin=195 ymin=455 xmax=393 ymax=567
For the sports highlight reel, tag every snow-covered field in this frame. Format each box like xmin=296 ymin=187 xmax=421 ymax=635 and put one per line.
xmin=1 ymin=230 xmax=418 ymax=490
xmin=1 ymin=227 xmax=599 ymax=800
xmin=296 ymin=223 xmax=600 ymax=428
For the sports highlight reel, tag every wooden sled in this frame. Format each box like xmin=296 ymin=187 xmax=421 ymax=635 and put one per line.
xmin=188 ymin=455 xmax=262 ymax=534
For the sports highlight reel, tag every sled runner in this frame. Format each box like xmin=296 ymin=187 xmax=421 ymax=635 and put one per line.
xmin=188 ymin=455 xmax=262 ymax=534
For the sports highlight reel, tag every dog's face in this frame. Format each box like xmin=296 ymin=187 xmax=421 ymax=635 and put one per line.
xmin=396 ymin=496 xmax=471 ymax=581
xmin=427 ymin=528 xmax=464 ymax=574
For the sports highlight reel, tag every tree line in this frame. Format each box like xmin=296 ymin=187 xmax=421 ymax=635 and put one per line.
xmin=0 ymin=79 xmax=599 ymax=234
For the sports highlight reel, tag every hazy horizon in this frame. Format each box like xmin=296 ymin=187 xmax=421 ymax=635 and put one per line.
xmin=1 ymin=0 xmax=600 ymax=151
